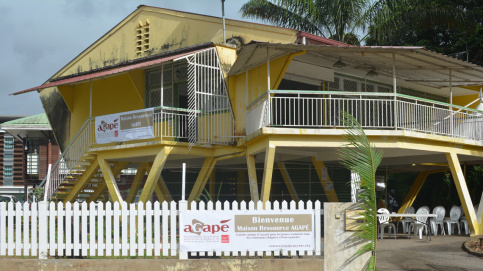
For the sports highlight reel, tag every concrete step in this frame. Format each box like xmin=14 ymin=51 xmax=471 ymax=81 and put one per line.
xmin=81 ymin=155 xmax=96 ymax=161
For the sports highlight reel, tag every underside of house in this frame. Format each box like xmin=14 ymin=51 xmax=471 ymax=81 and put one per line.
xmin=11 ymin=5 xmax=483 ymax=235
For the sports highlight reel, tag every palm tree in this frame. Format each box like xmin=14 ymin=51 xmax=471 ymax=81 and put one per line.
xmin=240 ymin=0 xmax=470 ymax=45
xmin=240 ymin=0 xmax=369 ymax=43
xmin=339 ymin=111 xmax=383 ymax=270
xmin=364 ymin=0 xmax=471 ymax=44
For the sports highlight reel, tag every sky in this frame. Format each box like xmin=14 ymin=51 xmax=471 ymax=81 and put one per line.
xmin=0 ymin=0 xmax=255 ymax=116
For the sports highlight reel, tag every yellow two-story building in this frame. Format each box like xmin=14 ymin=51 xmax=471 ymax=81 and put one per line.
xmin=12 ymin=6 xmax=483 ymax=235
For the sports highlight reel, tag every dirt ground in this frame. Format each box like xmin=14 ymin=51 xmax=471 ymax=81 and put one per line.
xmin=376 ymin=233 xmax=482 ymax=270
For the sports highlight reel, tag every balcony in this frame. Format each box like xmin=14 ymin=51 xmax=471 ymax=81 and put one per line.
xmin=43 ymin=105 xmax=234 ymax=200
xmin=247 ymin=90 xmax=483 ymax=143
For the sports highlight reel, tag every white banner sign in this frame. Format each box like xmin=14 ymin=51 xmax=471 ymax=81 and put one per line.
xmin=95 ymin=108 xmax=154 ymax=144
xmin=180 ymin=210 xmax=314 ymax=252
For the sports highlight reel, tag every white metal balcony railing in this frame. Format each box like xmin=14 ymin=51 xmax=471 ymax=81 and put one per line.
xmin=42 ymin=107 xmax=234 ymax=199
xmin=246 ymin=90 xmax=483 ymax=142
xmin=154 ymin=107 xmax=190 ymax=141
xmin=153 ymin=106 xmax=234 ymax=145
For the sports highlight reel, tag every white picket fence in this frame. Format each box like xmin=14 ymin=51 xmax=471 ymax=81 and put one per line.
xmin=0 ymin=200 xmax=323 ymax=258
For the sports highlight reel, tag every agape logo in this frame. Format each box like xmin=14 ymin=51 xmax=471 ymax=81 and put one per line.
xmin=97 ymin=119 xmax=119 ymax=132
xmin=184 ymin=219 xmax=231 ymax=235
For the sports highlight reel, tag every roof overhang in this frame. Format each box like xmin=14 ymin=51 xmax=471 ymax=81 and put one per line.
xmin=0 ymin=125 xmax=51 ymax=140
xmin=11 ymin=45 xmax=214 ymax=96
xmin=229 ymin=43 xmax=483 ymax=89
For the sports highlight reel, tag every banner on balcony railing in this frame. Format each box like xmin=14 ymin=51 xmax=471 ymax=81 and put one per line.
xmin=95 ymin=108 xmax=154 ymax=144
xmin=180 ymin=209 xmax=314 ymax=252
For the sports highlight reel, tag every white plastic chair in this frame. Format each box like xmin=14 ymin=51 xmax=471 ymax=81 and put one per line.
xmin=409 ymin=207 xmax=429 ymax=239
xmin=444 ymin=206 xmax=461 ymax=235
xmin=460 ymin=204 xmax=478 ymax=235
xmin=429 ymin=206 xmax=445 ymax=236
xmin=397 ymin=206 xmax=414 ymax=233
xmin=378 ymin=208 xmax=396 ymax=239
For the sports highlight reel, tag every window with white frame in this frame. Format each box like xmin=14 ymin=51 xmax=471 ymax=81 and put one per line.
xmin=4 ymin=136 xmax=14 ymax=149
xmin=27 ymin=153 xmax=39 ymax=175
xmin=4 ymin=165 xmax=13 ymax=178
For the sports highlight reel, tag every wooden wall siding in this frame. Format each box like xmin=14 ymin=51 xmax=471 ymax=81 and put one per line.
xmin=39 ymin=142 xmax=47 ymax=181
xmin=38 ymin=140 xmax=59 ymax=181
xmin=13 ymin=138 xmax=25 ymax=186
xmin=1 ymin=133 xmax=59 ymax=186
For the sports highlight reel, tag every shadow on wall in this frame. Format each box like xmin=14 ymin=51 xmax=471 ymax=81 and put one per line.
xmin=324 ymin=202 xmax=372 ymax=271
xmin=40 ymin=88 xmax=71 ymax=152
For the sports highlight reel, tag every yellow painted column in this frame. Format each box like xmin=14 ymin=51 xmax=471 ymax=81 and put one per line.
xmin=98 ymin=155 xmax=123 ymax=203
xmin=85 ymin=163 xmax=128 ymax=203
xmin=311 ymin=157 xmax=339 ymax=202
xmin=478 ymin=194 xmax=483 ymax=234
xmin=237 ymin=170 xmax=246 ymax=202
xmin=63 ymin=159 xmax=100 ymax=203
xmin=126 ymin=163 xmax=148 ymax=204
xmin=397 ymin=171 xmax=428 ymax=214
xmin=86 ymin=184 xmax=107 ymax=202
xmin=209 ymin=168 xmax=216 ymax=197
xmin=246 ymin=154 xmax=260 ymax=202
xmin=446 ymin=152 xmax=479 ymax=235
xmin=154 ymin=175 xmax=173 ymax=202
xmin=276 ymin=162 xmax=299 ymax=201
xmin=261 ymin=145 xmax=276 ymax=203
xmin=188 ymin=157 xmax=216 ymax=203
xmin=138 ymin=147 xmax=171 ymax=203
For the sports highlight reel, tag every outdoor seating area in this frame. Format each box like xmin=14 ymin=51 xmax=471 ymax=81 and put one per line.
xmin=377 ymin=205 xmax=478 ymax=240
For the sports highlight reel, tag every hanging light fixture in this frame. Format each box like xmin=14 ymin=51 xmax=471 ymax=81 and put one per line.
xmin=366 ymin=69 xmax=378 ymax=77
xmin=333 ymin=57 xmax=346 ymax=69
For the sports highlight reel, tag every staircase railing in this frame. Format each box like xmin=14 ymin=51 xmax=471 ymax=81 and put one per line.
xmin=40 ymin=118 xmax=96 ymax=200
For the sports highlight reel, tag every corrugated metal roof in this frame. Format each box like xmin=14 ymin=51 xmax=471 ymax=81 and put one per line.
xmin=11 ymin=47 xmax=211 ymax=96
xmin=1 ymin=113 xmax=49 ymax=126
xmin=228 ymin=43 xmax=483 ymax=89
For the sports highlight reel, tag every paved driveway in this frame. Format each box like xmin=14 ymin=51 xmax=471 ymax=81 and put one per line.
xmin=376 ymin=234 xmax=481 ymax=270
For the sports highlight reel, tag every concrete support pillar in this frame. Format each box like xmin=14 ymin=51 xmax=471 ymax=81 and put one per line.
xmin=188 ymin=157 xmax=216 ymax=203
xmin=126 ymin=163 xmax=148 ymax=204
xmin=237 ymin=170 xmax=246 ymax=202
xmin=397 ymin=172 xmax=428 ymax=214
xmin=86 ymin=163 xmax=128 ymax=203
xmin=154 ymin=175 xmax=172 ymax=202
xmin=209 ymin=168 xmax=216 ymax=197
xmin=261 ymin=145 xmax=276 ymax=203
xmin=276 ymin=162 xmax=299 ymax=201
xmin=246 ymin=154 xmax=259 ymax=202
xmin=312 ymin=157 xmax=339 ymax=202
xmin=98 ymin=155 xmax=123 ymax=203
xmin=446 ymin=152 xmax=479 ymax=235
xmin=138 ymin=147 xmax=171 ymax=203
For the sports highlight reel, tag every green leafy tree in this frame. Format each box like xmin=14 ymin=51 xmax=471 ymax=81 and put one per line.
xmin=240 ymin=0 xmax=470 ymax=50
xmin=365 ymin=0 xmax=469 ymax=42
xmin=339 ymin=111 xmax=383 ymax=270
xmin=365 ymin=0 xmax=481 ymax=65
xmin=240 ymin=0 xmax=369 ymax=44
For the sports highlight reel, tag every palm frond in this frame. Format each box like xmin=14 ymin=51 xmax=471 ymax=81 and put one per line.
xmin=240 ymin=0 xmax=324 ymax=35
xmin=339 ymin=111 xmax=382 ymax=271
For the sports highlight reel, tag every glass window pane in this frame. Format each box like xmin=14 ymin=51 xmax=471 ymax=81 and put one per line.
xmin=4 ymin=165 xmax=13 ymax=177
